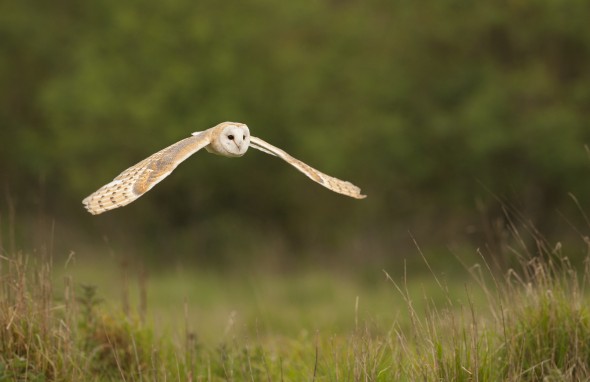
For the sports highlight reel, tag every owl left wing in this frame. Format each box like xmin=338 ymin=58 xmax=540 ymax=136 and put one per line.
xmin=249 ymin=136 xmax=366 ymax=199
xmin=83 ymin=131 xmax=212 ymax=215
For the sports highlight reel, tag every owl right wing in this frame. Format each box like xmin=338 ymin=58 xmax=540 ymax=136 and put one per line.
xmin=82 ymin=131 xmax=211 ymax=215
xmin=249 ymin=136 xmax=366 ymax=199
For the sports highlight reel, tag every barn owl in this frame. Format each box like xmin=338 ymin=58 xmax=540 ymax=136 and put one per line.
xmin=82 ymin=122 xmax=366 ymax=215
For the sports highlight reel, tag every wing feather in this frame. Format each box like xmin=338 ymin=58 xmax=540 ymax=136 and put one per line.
xmin=82 ymin=132 xmax=211 ymax=215
xmin=249 ymin=136 xmax=366 ymax=199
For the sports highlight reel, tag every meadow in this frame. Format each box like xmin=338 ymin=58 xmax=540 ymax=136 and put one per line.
xmin=2 ymin=222 xmax=590 ymax=381
xmin=2 ymin=1 xmax=590 ymax=380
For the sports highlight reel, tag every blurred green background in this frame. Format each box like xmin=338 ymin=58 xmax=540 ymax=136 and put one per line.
xmin=1 ymin=0 xmax=590 ymax=268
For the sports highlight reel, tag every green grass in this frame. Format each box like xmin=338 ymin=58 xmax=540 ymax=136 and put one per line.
xmin=2 ymin=238 xmax=590 ymax=380
xmin=61 ymin=258 xmax=464 ymax=344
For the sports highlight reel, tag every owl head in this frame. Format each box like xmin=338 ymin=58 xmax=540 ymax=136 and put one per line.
xmin=211 ymin=122 xmax=250 ymax=157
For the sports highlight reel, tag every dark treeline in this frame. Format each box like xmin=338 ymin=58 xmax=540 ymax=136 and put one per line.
xmin=1 ymin=0 xmax=589 ymax=266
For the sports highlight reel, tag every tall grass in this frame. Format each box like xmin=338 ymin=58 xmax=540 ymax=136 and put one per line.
xmin=1 ymin=227 xmax=590 ymax=380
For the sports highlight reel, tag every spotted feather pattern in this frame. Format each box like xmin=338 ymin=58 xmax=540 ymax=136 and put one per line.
xmin=82 ymin=132 xmax=211 ymax=214
xmin=249 ymin=136 xmax=366 ymax=199
xmin=83 ymin=122 xmax=366 ymax=215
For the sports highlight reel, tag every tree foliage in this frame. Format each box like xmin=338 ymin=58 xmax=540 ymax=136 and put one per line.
xmin=1 ymin=0 xmax=589 ymax=262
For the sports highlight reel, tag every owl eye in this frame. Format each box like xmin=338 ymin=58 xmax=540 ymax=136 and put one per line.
xmin=228 ymin=134 xmax=234 ymax=140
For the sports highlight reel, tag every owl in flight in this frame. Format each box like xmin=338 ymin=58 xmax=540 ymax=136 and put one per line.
xmin=82 ymin=122 xmax=366 ymax=215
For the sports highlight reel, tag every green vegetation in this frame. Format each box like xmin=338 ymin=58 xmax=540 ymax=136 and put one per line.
xmin=1 ymin=1 xmax=590 ymax=261
xmin=2 ymin=0 xmax=590 ymax=380
xmin=2 ymin=228 xmax=590 ymax=380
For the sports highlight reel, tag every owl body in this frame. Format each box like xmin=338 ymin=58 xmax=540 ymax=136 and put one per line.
xmin=83 ymin=122 xmax=365 ymax=215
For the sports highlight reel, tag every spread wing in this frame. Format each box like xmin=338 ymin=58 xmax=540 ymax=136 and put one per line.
xmin=82 ymin=132 xmax=211 ymax=215
xmin=249 ymin=136 xmax=366 ymax=199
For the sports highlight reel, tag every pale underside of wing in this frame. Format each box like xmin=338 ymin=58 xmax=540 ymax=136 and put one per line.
xmin=82 ymin=132 xmax=211 ymax=215
xmin=249 ymin=136 xmax=366 ymax=199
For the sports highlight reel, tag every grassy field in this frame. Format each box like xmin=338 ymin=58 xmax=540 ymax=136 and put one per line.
xmin=60 ymin=253 xmax=478 ymax=344
xmin=2 ymin=233 xmax=590 ymax=381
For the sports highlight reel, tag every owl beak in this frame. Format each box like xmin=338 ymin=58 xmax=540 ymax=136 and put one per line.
xmin=233 ymin=135 xmax=244 ymax=149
